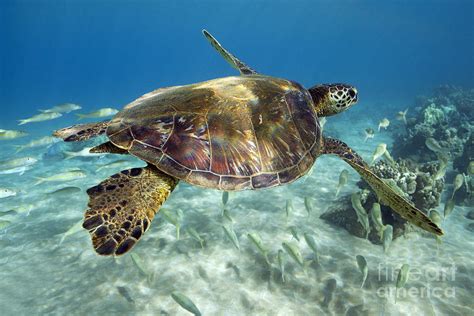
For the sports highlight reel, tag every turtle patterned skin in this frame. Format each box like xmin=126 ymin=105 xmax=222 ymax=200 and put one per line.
xmin=106 ymin=75 xmax=323 ymax=191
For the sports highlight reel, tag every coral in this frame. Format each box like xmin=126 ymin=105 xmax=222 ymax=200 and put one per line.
xmin=454 ymin=134 xmax=473 ymax=174
xmin=392 ymin=86 xmax=473 ymax=163
xmin=466 ymin=210 xmax=474 ymax=220
xmin=392 ymin=85 xmax=473 ymax=206
xmin=359 ymin=159 xmax=444 ymax=211
xmin=449 ymin=172 xmax=474 ymax=207
xmin=434 ymin=85 xmax=474 ymax=118
xmin=422 ymin=103 xmax=445 ymax=126
xmin=320 ymin=195 xmax=369 ymax=240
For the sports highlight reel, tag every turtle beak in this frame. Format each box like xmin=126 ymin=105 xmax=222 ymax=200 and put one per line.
xmin=349 ymin=88 xmax=358 ymax=104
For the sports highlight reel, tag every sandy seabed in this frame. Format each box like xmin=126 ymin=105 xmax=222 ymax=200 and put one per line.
xmin=0 ymin=116 xmax=472 ymax=316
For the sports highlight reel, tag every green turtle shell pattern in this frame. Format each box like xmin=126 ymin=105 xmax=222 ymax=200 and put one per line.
xmin=106 ymin=75 xmax=322 ymax=190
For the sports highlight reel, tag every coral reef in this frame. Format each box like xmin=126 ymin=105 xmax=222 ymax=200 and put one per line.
xmin=453 ymin=134 xmax=473 ymax=174
xmin=466 ymin=210 xmax=474 ymax=220
xmin=393 ymin=86 xmax=473 ymax=163
xmin=392 ymin=85 xmax=473 ymax=207
xmin=320 ymin=159 xmax=444 ymax=244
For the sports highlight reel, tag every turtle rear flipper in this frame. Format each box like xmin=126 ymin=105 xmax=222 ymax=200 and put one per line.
xmin=323 ymin=137 xmax=443 ymax=236
xmin=53 ymin=121 xmax=109 ymax=142
xmin=202 ymin=29 xmax=257 ymax=75
xmin=83 ymin=165 xmax=178 ymax=256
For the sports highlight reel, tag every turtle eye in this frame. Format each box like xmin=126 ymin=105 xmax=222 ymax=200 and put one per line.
xmin=349 ymin=89 xmax=356 ymax=98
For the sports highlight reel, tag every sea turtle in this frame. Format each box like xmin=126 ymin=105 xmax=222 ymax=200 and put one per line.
xmin=54 ymin=30 xmax=443 ymax=256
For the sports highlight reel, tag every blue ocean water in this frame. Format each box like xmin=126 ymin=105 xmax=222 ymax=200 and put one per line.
xmin=1 ymin=1 xmax=473 ymax=315
xmin=1 ymin=0 xmax=473 ymax=126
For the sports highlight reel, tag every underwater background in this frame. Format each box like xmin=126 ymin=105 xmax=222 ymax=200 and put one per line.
xmin=1 ymin=0 xmax=473 ymax=315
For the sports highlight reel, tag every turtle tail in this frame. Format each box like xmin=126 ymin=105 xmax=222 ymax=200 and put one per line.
xmin=53 ymin=121 xmax=109 ymax=142
xmin=322 ymin=137 xmax=443 ymax=236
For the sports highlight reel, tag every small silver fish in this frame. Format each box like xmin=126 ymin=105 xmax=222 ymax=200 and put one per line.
xmin=75 ymin=108 xmax=118 ymax=119
xmin=7 ymin=203 xmax=35 ymax=216
xmin=161 ymin=209 xmax=181 ymax=240
xmin=303 ymin=233 xmax=320 ymax=264
xmin=177 ymin=207 xmax=184 ymax=222
xmin=378 ymin=118 xmax=390 ymax=131
xmin=197 ymin=265 xmax=209 ymax=281
xmin=335 ymin=170 xmax=349 ymax=198
xmin=425 ymin=138 xmax=445 ymax=153
xmin=64 ymin=147 xmax=103 ymax=159
xmin=40 ymin=103 xmax=81 ymax=113
xmin=356 ymin=255 xmax=368 ymax=288
xmin=0 ymin=157 xmax=38 ymax=169
xmin=226 ymin=261 xmax=241 ymax=279
xmin=371 ymin=143 xmax=387 ymax=164
xmin=282 ymin=242 xmax=304 ymax=267
xmin=18 ymin=112 xmax=62 ymax=125
xmin=59 ymin=219 xmax=83 ymax=244
xmin=444 ymin=199 xmax=455 ymax=218
xmin=0 ymin=165 xmax=32 ymax=176
xmin=452 ymin=173 xmax=464 ymax=198
xmin=277 ymin=249 xmax=286 ymax=282
xmin=34 ymin=170 xmax=86 ymax=185
xmin=222 ymin=208 xmax=234 ymax=222
xmin=395 ymin=264 xmax=410 ymax=303
xmin=0 ymin=188 xmax=17 ymax=199
xmin=322 ymin=279 xmax=337 ymax=308
xmin=382 ymin=225 xmax=393 ymax=253
xmin=13 ymin=136 xmax=59 ymax=153
xmin=186 ymin=227 xmax=204 ymax=248
xmin=247 ymin=232 xmax=270 ymax=265
xmin=285 ymin=199 xmax=293 ymax=219
xmin=222 ymin=191 xmax=229 ymax=205
xmin=289 ymin=226 xmax=300 ymax=241
xmin=433 ymin=155 xmax=448 ymax=180
xmin=96 ymin=159 xmax=131 ymax=171
xmin=47 ymin=186 xmax=82 ymax=196
xmin=364 ymin=128 xmax=375 ymax=142
xmin=117 ymin=286 xmax=135 ymax=304
xmin=0 ymin=129 xmax=28 ymax=140
xmin=429 ymin=209 xmax=443 ymax=226
xmin=383 ymin=148 xmax=395 ymax=164
xmin=130 ymin=252 xmax=149 ymax=277
xmin=370 ymin=203 xmax=384 ymax=240
xmin=429 ymin=210 xmax=443 ymax=245
xmin=351 ymin=192 xmax=370 ymax=238
xmin=171 ymin=292 xmax=201 ymax=316
xmin=468 ymin=161 xmax=474 ymax=175
xmin=304 ymin=197 xmax=313 ymax=216
xmin=396 ymin=109 xmax=408 ymax=124
xmin=222 ymin=225 xmax=240 ymax=250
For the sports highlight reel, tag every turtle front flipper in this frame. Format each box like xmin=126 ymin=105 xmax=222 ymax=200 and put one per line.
xmin=322 ymin=137 xmax=443 ymax=236
xmin=53 ymin=121 xmax=109 ymax=142
xmin=83 ymin=165 xmax=178 ymax=256
xmin=90 ymin=141 xmax=128 ymax=154
xmin=202 ymin=29 xmax=257 ymax=75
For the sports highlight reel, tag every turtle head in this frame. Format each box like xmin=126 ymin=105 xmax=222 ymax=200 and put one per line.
xmin=308 ymin=83 xmax=358 ymax=117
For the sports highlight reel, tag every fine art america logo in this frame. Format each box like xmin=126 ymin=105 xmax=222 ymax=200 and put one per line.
xmin=377 ymin=263 xmax=456 ymax=300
